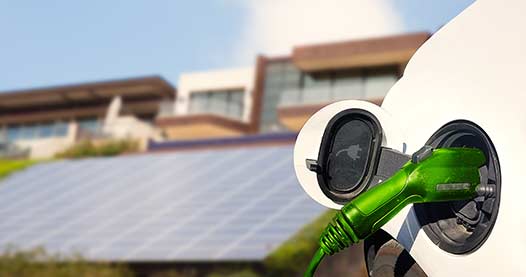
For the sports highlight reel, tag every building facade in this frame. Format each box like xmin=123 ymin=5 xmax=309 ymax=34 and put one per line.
xmin=252 ymin=32 xmax=430 ymax=133
xmin=156 ymin=67 xmax=255 ymax=140
xmin=0 ymin=76 xmax=175 ymax=158
xmin=0 ymin=32 xmax=430 ymax=158
xmin=154 ymin=32 xmax=430 ymax=143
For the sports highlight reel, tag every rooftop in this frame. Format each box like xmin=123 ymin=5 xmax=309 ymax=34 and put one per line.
xmin=292 ymin=32 xmax=430 ymax=71
xmin=0 ymin=76 xmax=175 ymax=110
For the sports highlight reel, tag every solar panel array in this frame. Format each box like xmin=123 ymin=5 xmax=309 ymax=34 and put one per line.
xmin=0 ymin=145 xmax=326 ymax=261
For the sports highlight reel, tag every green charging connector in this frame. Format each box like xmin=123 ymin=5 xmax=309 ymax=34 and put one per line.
xmin=305 ymin=147 xmax=487 ymax=277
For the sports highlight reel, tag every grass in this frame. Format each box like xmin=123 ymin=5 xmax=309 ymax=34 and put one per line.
xmin=264 ymin=209 xmax=337 ymax=276
xmin=55 ymin=139 xmax=140 ymax=159
xmin=0 ymin=247 xmax=261 ymax=277
xmin=0 ymin=159 xmax=35 ymax=180
xmin=207 ymin=269 xmax=260 ymax=277
xmin=0 ymin=247 xmax=132 ymax=277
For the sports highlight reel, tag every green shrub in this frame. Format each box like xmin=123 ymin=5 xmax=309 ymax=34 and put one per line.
xmin=0 ymin=247 xmax=132 ymax=277
xmin=149 ymin=269 xmax=198 ymax=277
xmin=0 ymin=159 xmax=35 ymax=179
xmin=150 ymin=267 xmax=259 ymax=277
xmin=207 ymin=269 xmax=260 ymax=277
xmin=55 ymin=140 xmax=139 ymax=159
xmin=264 ymin=210 xmax=337 ymax=276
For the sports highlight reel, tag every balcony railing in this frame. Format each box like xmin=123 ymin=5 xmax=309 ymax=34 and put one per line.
xmin=279 ymin=86 xmax=366 ymax=107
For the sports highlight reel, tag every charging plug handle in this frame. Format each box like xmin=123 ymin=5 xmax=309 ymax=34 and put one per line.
xmin=306 ymin=147 xmax=485 ymax=276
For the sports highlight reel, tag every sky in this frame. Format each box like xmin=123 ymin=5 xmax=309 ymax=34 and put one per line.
xmin=0 ymin=0 xmax=475 ymax=92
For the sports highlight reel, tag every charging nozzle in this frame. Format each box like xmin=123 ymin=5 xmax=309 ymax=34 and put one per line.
xmin=305 ymin=147 xmax=485 ymax=277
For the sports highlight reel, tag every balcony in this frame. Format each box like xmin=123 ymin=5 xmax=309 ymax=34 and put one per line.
xmin=277 ymin=88 xmax=384 ymax=132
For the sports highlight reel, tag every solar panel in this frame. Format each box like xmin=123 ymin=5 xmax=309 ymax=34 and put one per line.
xmin=0 ymin=145 xmax=327 ymax=261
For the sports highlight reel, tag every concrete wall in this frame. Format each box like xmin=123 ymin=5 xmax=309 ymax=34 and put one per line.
xmin=12 ymin=96 xmax=161 ymax=158
xmin=103 ymin=116 xmax=160 ymax=150
xmin=174 ymin=67 xmax=255 ymax=122
xmin=15 ymin=121 xmax=77 ymax=159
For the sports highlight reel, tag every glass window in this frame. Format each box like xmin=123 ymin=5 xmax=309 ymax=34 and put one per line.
xmin=227 ymin=92 xmax=244 ymax=118
xmin=303 ymin=73 xmax=331 ymax=88
xmin=189 ymin=90 xmax=244 ymax=119
xmin=210 ymin=93 xmax=229 ymax=115
xmin=6 ymin=126 xmax=20 ymax=142
xmin=264 ymin=75 xmax=283 ymax=88
xmin=332 ymin=71 xmax=364 ymax=100
xmin=54 ymin=122 xmax=69 ymax=137
xmin=302 ymin=86 xmax=331 ymax=104
xmin=19 ymin=125 xmax=36 ymax=140
xmin=189 ymin=93 xmax=208 ymax=114
xmin=279 ymin=88 xmax=301 ymax=106
xmin=364 ymin=69 xmax=397 ymax=99
xmin=4 ymin=121 xmax=69 ymax=142
xmin=39 ymin=123 xmax=54 ymax=138
xmin=282 ymin=67 xmax=301 ymax=87
xmin=230 ymin=90 xmax=244 ymax=105
xmin=267 ymin=63 xmax=285 ymax=74
xmin=261 ymin=61 xmax=296 ymax=132
xmin=260 ymin=61 xmax=400 ymax=133
xmin=301 ymin=73 xmax=331 ymax=104
xmin=78 ymin=118 xmax=100 ymax=134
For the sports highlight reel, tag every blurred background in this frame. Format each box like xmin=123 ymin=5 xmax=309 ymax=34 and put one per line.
xmin=0 ymin=1 xmax=474 ymax=276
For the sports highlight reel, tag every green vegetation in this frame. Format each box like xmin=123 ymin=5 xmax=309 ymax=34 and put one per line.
xmin=207 ymin=269 xmax=260 ymax=277
xmin=55 ymin=139 xmax=140 ymax=159
xmin=264 ymin=209 xmax=337 ymax=276
xmin=0 ymin=247 xmax=261 ymax=277
xmin=150 ymin=268 xmax=260 ymax=277
xmin=0 ymin=247 xmax=132 ymax=277
xmin=0 ymin=159 xmax=35 ymax=179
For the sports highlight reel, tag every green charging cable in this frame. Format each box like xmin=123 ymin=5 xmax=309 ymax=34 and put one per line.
xmin=305 ymin=147 xmax=488 ymax=277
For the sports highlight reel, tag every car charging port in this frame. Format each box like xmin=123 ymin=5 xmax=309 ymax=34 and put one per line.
xmin=415 ymin=120 xmax=501 ymax=254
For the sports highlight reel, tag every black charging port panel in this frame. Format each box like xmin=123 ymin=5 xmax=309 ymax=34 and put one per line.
xmin=317 ymin=109 xmax=383 ymax=204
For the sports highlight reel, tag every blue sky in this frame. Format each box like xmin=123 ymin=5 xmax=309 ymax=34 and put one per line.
xmin=0 ymin=0 xmax=474 ymax=91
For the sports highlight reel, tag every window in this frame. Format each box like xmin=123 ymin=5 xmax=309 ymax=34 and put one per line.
xmin=332 ymin=70 xmax=364 ymax=100
xmin=189 ymin=89 xmax=244 ymax=119
xmin=228 ymin=92 xmax=244 ymax=118
xmin=5 ymin=121 xmax=69 ymax=142
xmin=78 ymin=118 xmax=101 ymax=134
xmin=54 ymin=122 xmax=69 ymax=136
xmin=301 ymin=73 xmax=332 ymax=104
xmin=6 ymin=126 xmax=21 ymax=142
xmin=364 ymin=69 xmax=397 ymax=99
xmin=19 ymin=125 xmax=37 ymax=140
xmin=260 ymin=60 xmax=399 ymax=132
xmin=261 ymin=61 xmax=302 ymax=132
xmin=39 ymin=123 xmax=54 ymax=138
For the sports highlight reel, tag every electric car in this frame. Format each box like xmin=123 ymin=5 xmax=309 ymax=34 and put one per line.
xmin=294 ymin=0 xmax=526 ymax=276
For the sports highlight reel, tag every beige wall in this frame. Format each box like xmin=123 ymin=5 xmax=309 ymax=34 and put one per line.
xmin=12 ymin=96 xmax=161 ymax=158
xmin=162 ymin=123 xmax=245 ymax=140
xmin=15 ymin=121 xmax=77 ymax=159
